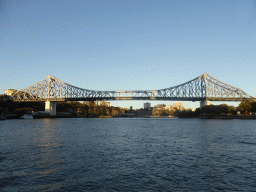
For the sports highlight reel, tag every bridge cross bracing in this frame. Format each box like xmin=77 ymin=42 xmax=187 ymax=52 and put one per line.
xmin=10 ymin=73 xmax=254 ymax=102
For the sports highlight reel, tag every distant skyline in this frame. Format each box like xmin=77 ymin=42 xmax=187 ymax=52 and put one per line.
xmin=1 ymin=0 xmax=256 ymax=109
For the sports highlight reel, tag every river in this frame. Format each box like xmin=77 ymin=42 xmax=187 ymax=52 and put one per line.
xmin=1 ymin=118 xmax=256 ymax=191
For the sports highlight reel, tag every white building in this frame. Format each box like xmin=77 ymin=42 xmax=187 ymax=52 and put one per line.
xmin=97 ymin=101 xmax=111 ymax=107
xmin=173 ymin=102 xmax=183 ymax=110
xmin=4 ymin=89 xmax=18 ymax=96
xmin=83 ymin=101 xmax=90 ymax=105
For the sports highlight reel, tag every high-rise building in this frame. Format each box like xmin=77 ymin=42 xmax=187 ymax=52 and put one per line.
xmin=144 ymin=102 xmax=151 ymax=109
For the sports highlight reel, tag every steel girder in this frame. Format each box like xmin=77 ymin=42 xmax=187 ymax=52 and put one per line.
xmin=10 ymin=74 xmax=254 ymax=102
xmin=203 ymin=73 xmax=253 ymax=100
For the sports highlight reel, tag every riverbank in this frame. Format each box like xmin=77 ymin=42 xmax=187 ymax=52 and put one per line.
xmin=216 ymin=115 xmax=256 ymax=119
xmin=0 ymin=115 xmax=6 ymax=120
xmin=200 ymin=114 xmax=256 ymax=119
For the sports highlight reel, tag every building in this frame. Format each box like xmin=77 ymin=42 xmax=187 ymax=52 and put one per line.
xmin=4 ymin=89 xmax=18 ymax=96
xmin=144 ymin=102 xmax=151 ymax=109
xmin=83 ymin=101 xmax=90 ymax=105
xmin=97 ymin=101 xmax=111 ymax=107
xmin=173 ymin=102 xmax=183 ymax=110
xmin=105 ymin=102 xmax=110 ymax=107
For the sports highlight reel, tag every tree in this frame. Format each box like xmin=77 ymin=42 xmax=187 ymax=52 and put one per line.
xmin=250 ymin=102 xmax=256 ymax=112
xmin=160 ymin=110 xmax=168 ymax=116
xmin=0 ymin=99 xmax=7 ymax=114
xmin=15 ymin=107 xmax=33 ymax=117
xmin=195 ymin=108 xmax=201 ymax=116
xmin=200 ymin=104 xmax=234 ymax=116
xmin=178 ymin=110 xmax=198 ymax=118
xmin=81 ymin=104 xmax=88 ymax=117
xmin=238 ymin=100 xmax=252 ymax=115
xmin=88 ymin=101 xmax=96 ymax=116
xmin=97 ymin=108 xmax=104 ymax=116
xmin=174 ymin=109 xmax=181 ymax=117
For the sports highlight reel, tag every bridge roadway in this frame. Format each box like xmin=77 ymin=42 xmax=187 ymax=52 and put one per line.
xmin=12 ymin=96 xmax=249 ymax=102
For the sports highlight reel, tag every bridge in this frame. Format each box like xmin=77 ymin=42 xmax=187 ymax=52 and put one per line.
xmin=9 ymin=73 xmax=255 ymax=115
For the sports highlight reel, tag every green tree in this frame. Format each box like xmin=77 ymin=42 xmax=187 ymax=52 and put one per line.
xmin=250 ymin=101 xmax=256 ymax=112
xmin=14 ymin=107 xmax=33 ymax=117
xmin=238 ymin=100 xmax=252 ymax=115
xmin=174 ymin=109 xmax=181 ymax=117
xmin=81 ymin=104 xmax=88 ymax=117
xmin=160 ymin=110 xmax=168 ymax=116
xmin=97 ymin=108 xmax=105 ymax=116
xmin=178 ymin=110 xmax=198 ymax=118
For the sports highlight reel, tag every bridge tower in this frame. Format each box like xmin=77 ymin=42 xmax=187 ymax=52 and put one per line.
xmin=200 ymin=73 xmax=210 ymax=108
xmin=45 ymin=101 xmax=56 ymax=116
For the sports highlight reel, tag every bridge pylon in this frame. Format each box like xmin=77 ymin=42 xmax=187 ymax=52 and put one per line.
xmin=45 ymin=100 xmax=56 ymax=116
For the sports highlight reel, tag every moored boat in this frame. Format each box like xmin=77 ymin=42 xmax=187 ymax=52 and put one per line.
xmin=20 ymin=114 xmax=33 ymax=119
xmin=6 ymin=114 xmax=19 ymax=119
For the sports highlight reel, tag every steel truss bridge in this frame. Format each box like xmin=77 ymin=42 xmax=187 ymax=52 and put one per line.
xmin=11 ymin=73 xmax=254 ymax=102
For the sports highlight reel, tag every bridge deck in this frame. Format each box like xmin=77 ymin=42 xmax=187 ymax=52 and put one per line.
xmin=12 ymin=97 xmax=250 ymax=102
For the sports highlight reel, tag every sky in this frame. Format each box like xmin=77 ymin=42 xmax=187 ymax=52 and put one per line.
xmin=1 ymin=0 xmax=256 ymax=109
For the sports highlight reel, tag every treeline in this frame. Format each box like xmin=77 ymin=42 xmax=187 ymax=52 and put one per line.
xmin=152 ymin=108 xmax=174 ymax=116
xmin=177 ymin=100 xmax=256 ymax=118
xmin=0 ymin=99 xmax=123 ymax=117
xmin=0 ymin=99 xmax=44 ymax=117
xmin=237 ymin=100 xmax=256 ymax=115
xmin=1 ymin=97 xmax=256 ymax=118
xmin=57 ymin=101 xmax=125 ymax=117
xmin=176 ymin=104 xmax=234 ymax=118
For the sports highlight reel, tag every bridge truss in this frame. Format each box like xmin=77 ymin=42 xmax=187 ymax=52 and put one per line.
xmin=10 ymin=73 xmax=254 ymax=102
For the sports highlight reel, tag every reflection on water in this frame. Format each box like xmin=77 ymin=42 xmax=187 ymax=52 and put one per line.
xmin=0 ymin=118 xmax=256 ymax=191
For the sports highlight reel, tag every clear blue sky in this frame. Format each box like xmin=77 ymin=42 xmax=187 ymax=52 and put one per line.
xmin=1 ymin=0 xmax=256 ymax=109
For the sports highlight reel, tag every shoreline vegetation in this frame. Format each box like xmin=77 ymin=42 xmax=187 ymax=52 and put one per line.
xmin=1 ymin=97 xmax=256 ymax=119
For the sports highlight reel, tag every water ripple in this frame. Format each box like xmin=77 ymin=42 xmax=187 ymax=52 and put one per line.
xmin=1 ymin=118 xmax=256 ymax=191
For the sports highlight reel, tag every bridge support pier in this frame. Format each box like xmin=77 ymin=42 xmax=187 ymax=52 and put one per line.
xmin=45 ymin=101 xmax=56 ymax=116
xmin=200 ymin=99 xmax=210 ymax=108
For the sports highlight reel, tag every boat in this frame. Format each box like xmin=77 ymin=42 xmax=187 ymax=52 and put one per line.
xmin=6 ymin=114 xmax=19 ymax=119
xmin=32 ymin=111 xmax=55 ymax=119
xmin=0 ymin=115 xmax=6 ymax=120
xmin=20 ymin=114 xmax=33 ymax=119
